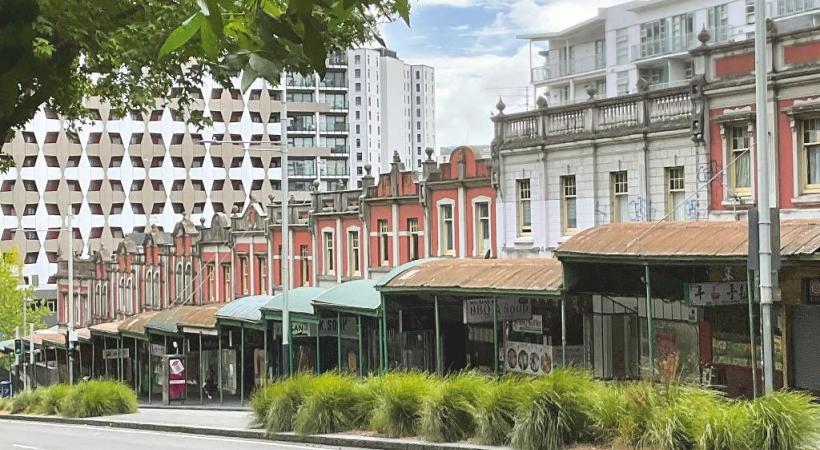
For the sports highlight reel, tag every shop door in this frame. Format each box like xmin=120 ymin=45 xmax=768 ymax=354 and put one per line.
xmin=590 ymin=313 xmax=639 ymax=380
xmin=791 ymin=306 xmax=820 ymax=392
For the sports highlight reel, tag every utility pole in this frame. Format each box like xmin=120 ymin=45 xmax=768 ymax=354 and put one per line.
xmin=67 ymin=213 xmax=75 ymax=385
xmin=754 ymin=0 xmax=774 ymax=394
xmin=281 ymin=71 xmax=291 ymax=376
xmin=22 ymin=296 xmax=27 ymax=391
xmin=29 ymin=324 xmax=34 ymax=389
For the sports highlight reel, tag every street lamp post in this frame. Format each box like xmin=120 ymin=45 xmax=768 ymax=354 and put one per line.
xmin=67 ymin=213 xmax=75 ymax=385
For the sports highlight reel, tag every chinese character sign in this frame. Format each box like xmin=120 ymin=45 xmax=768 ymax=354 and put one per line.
xmin=688 ymin=281 xmax=748 ymax=306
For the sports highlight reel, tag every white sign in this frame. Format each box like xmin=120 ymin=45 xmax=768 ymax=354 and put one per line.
xmin=103 ymin=348 xmax=130 ymax=360
xmin=688 ymin=282 xmax=748 ymax=306
xmin=512 ymin=314 xmax=543 ymax=334
xmin=275 ymin=322 xmax=317 ymax=337
xmin=151 ymin=343 xmax=165 ymax=356
xmin=169 ymin=358 xmax=185 ymax=375
xmin=319 ymin=317 xmax=358 ymax=339
xmin=463 ymin=298 xmax=532 ymax=324
xmin=503 ymin=341 xmax=551 ymax=375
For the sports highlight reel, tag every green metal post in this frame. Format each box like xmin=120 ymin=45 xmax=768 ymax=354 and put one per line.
xmin=263 ymin=324 xmax=269 ymax=382
xmin=645 ymin=265 xmax=655 ymax=380
xmin=357 ymin=315 xmax=363 ymax=376
xmin=118 ymin=338 xmax=123 ymax=382
xmin=218 ymin=330 xmax=223 ymax=405
xmin=315 ymin=331 xmax=321 ymax=374
xmin=747 ymin=270 xmax=758 ymax=398
xmin=337 ymin=312 xmax=342 ymax=371
xmin=240 ymin=324 xmax=245 ymax=405
xmin=199 ymin=332 xmax=204 ymax=404
xmin=380 ymin=305 xmax=387 ymax=371
xmin=561 ymin=293 xmax=567 ymax=367
xmin=434 ymin=296 xmax=442 ymax=375
xmin=287 ymin=322 xmax=293 ymax=374
xmin=104 ymin=338 xmax=109 ymax=378
xmin=492 ymin=297 xmax=498 ymax=375
xmin=148 ymin=340 xmax=152 ymax=404
xmin=134 ymin=339 xmax=138 ymax=391
xmin=92 ymin=341 xmax=95 ymax=379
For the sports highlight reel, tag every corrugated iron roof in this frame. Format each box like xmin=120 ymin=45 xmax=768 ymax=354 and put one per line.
xmin=76 ymin=328 xmax=91 ymax=342
xmin=216 ymin=295 xmax=268 ymax=323
xmin=378 ymin=258 xmax=563 ymax=295
xmin=261 ymin=287 xmax=324 ymax=315
xmin=89 ymin=320 xmax=123 ymax=336
xmin=556 ymin=220 xmax=820 ymax=260
xmin=313 ymin=279 xmax=381 ymax=312
xmin=145 ymin=305 xmax=220 ymax=334
xmin=118 ymin=310 xmax=161 ymax=336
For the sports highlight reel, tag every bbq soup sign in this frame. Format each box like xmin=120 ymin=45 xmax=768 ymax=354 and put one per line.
xmin=463 ymin=298 xmax=532 ymax=324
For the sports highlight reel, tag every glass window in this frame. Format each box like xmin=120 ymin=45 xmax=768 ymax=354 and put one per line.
xmin=730 ymin=125 xmax=752 ymax=195
xmin=611 ymin=171 xmax=629 ymax=222
xmin=349 ymin=230 xmax=360 ymax=276
xmin=378 ymin=219 xmax=389 ymax=266
xmin=324 ymin=231 xmax=334 ymax=275
xmin=666 ymin=167 xmax=686 ymax=221
xmin=561 ymin=175 xmax=577 ymax=232
xmin=516 ymin=179 xmax=532 ymax=236
xmin=475 ymin=202 xmax=490 ymax=256
xmin=615 ymin=28 xmax=629 ymax=65
xmin=804 ymin=118 xmax=820 ymax=189
xmin=439 ymin=204 xmax=455 ymax=256
xmin=408 ymin=218 xmax=420 ymax=261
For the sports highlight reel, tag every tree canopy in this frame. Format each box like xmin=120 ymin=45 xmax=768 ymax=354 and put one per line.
xmin=0 ymin=249 xmax=50 ymax=341
xmin=0 ymin=0 xmax=410 ymax=171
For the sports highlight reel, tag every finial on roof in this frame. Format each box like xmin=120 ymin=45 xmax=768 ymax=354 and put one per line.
xmin=312 ymin=179 xmax=321 ymax=190
xmin=425 ymin=147 xmax=434 ymax=161
xmin=199 ymin=216 xmax=206 ymax=226
xmin=268 ymin=193 xmax=275 ymax=203
xmin=585 ymin=84 xmax=598 ymax=100
xmin=536 ymin=95 xmax=548 ymax=109
xmin=697 ymin=25 xmax=711 ymax=46
xmin=364 ymin=163 xmax=372 ymax=175
xmin=496 ymin=97 xmax=506 ymax=113
xmin=231 ymin=204 xmax=240 ymax=214
xmin=392 ymin=150 xmax=401 ymax=163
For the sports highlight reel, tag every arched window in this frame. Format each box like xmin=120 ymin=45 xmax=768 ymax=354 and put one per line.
xmin=118 ymin=278 xmax=124 ymax=313
xmin=95 ymin=284 xmax=101 ymax=317
xmin=175 ymin=263 xmax=183 ymax=303
xmin=153 ymin=271 xmax=161 ymax=308
xmin=145 ymin=272 xmax=153 ymax=307
xmin=102 ymin=284 xmax=108 ymax=317
xmin=184 ymin=263 xmax=193 ymax=304
xmin=126 ymin=278 xmax=132 ymax=315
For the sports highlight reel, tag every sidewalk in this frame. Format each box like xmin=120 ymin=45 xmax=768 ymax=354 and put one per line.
xmin=0 ymin=408 xmax=501 ymax=450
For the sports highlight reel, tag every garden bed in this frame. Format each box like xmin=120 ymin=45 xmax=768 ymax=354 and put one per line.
xmin=0 ymin=380 xmax=138 ymax=418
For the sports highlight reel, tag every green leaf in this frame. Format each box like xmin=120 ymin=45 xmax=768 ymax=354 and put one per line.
xmin=249 ymin=53 xmax=281 ymax=83
xmin=261 ymin=0 xmax=284 ymax=18
xmin=202 ymin=0 xmax=224 ymax=38
xmin=395 ymin=0 xmax=410 ymax=25
xmin=159 ymin=13 xmax=203 ymax=57
xmin=199 ymin=19 xmax=219 ymax=59
xmin=241 ymin=64 xmax=258 ymax=93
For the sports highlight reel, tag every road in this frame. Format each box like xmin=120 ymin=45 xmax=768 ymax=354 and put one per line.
xmin=0 ymin=420 xmax=350 ymax=450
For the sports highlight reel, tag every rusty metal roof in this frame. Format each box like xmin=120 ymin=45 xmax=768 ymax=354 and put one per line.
xmin=118 ymin=310 xmax=161 ymax=337
xmin=145 ymin=305 xmax=220 ymax=334
xmin=377 ymin=258 xmax=562 ymax=296
xmin=39 ymin=332 xmax=66 ymax=348
xmin=76 ymin=328 xmax=91 ymax=342
xmin=89 ymin=320 xmax=123 ymax=336
xmin=556 ymin=220 xmax=820 ymax=260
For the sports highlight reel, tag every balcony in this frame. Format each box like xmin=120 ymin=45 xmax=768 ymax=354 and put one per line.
xmin=776 ymin=0 xmax=820 ymax=17
xmin=319 ymin=122 xmax=349 ymax=133
xmin=327 ymin=53 xmax=348 ymax=66
xmin=531 ymin=54 xmax=605 ymax=83
xmin=493 ymin=87 xmax=692 ymax=148
xmin=319 ymin=79 xmax=347 ymax=89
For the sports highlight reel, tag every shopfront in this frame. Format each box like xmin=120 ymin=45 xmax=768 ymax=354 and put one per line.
xmin=118 ymin=310 xmax=159 ymax=396
xmin=260 ymin=287 xmax=323 ymax=377
xmin=216 ymin=295 xmax=271 ymax=404
xmin=375 ymin=258 xmax=580 ymax=375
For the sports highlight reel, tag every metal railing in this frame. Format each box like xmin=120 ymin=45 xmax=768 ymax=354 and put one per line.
xmin=494 ymin=87 xmax=692 ymax=146
xmin=776 ymin=0 xmax=820 ymax=16
xmin=531 ymin=54 xmax=606 ymax=82
xmin=319 ymin=122 xmax=349 ymax=132
xmin=327 ymin=53 xmax=348 ymax=66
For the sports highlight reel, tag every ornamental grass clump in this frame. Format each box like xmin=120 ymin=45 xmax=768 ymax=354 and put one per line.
xmin=11 ymin=388 xmax=44 ymax=414
xmin=746 ymin=391 xmax=820 ymax=450
xmin=35 ymin=384 xmax=71 ymax=415
xmin=586 ymin=381 xmax=626 ymax=442
xmin=510 ymin=368 xmax=599 ymax=450
xmin=293 ymin=372 xmax=367 ymax=435
xmin=369 ymin=371 xmax=434 ymax=438
xmin=60 ymin=380 xmax=137 ymax=418
xmin=263 ymin=373 xmax=316 ymax=434
xmin=418 ymin=371 xmax=490 ymax=442
xmin=0 ymin=397 xmax=10 ymax=412
xmin=250 ymin=383 xmax=280 ymax=427
xmin=475 ymin=375 xmax=534 ymax=445
xmin=693 ymin=400 xmax=752 ymax=450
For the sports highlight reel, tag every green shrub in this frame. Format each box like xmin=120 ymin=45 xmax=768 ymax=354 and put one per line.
xmin=0 ymin=397 xmax=11 ymax=412
xmin=60 ymin=380 xmax=137 ymax=418
xmin=693 ymin=400 xmax=752 ymax=450
xmin=250 ymin=383 xmax=279 ymax=427
xmin=418 ymin=371 xmax=490 ymax=442
xmin=369 ymin=371 xmax=434 ymax=437
xmin=11 ymin=389 xmax=44 ymax=414
xmin=747 ymin=391 xmax=820 ymax=450
xmin=587 ymin=382 xmax=625 ymax=442
xmin=35 ymin=384 xmax=72 ymax=415
xmin=510 ymin=369 xmax=599 ymax=450
xmin=294 ymin=372 xmax=367 ymax=435
xmin=264 ymin=374 xmax=316 ymax=434
xmin=475 ymin=376 xmax=535 ymax=445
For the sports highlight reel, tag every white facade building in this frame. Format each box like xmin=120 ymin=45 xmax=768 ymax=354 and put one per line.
xmin=521 ymin=0 xmax=820 ymax=106
xmin=348 ymin=48 xmax=436 ymax=183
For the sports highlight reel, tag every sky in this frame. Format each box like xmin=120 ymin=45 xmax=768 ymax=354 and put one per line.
xmin=379 ymin=0 xmax=622 ymax=149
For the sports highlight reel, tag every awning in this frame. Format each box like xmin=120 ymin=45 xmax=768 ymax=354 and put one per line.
xmin=216 ymin=295 xmax=268 ymax=328
xmin=145 ymin=305 xmax=220 ymax=336
xmin=76 ymin=328 xmax=91 ymax=342
xmin=376 ymin=258 xmax=562 ymax=297
xmin=89 ymin=320 xmax=123 ymax=337
xmin=0 ymin=339 xmax=14 ymax=353
xmin=556 ymin=220 xmax=820 ymax=263
xmin=260 ymin=287 xmax=323 ymax=323
xmin=118 ymin=310 xmax=161 ymax=339
xmin=312 ymin=279 xmax=381 ymax=316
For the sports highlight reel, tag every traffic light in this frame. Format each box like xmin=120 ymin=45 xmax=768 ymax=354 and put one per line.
xmin=14 ymin=339 xmax=22 ymax=356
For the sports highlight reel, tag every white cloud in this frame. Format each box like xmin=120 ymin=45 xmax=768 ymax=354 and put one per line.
xmin=449 ymin=24 xmax=471 ymax=31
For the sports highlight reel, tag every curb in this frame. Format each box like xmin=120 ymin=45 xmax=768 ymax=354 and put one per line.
xmin=138 ymin=404 xmax=250 ymax=412
xmin=0 ymin=414 xmax=499 ymax=450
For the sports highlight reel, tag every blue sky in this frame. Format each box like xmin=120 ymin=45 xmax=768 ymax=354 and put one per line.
xmin=376 ymin=0 xmax=618 ymax=148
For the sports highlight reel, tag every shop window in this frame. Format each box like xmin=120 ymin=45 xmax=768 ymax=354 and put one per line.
xmin=666 ymin=167 xmax=685 ymax=221
xmin=561 ymin=175 xmax=577 ymax=234
xmin=516 ymin=179 xmax=531 ymax=236
xmin=610 ymin=171 xmax=629 ymax=223
xmin=439 ymin=203 xmax=455 ymax=256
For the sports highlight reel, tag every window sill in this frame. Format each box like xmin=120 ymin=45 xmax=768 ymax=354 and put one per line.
xmin=792 ymin=193 xmax=820 ymax=205
xmin=513 ymin=236 xmax=534 ymax=247
xmin=720 ymin=198 xmax=754 ymax=208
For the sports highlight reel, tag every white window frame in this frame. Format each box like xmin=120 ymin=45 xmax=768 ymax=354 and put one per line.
xmin=561 ymin=175 xmax=577 ymax=234
xmin=611 ymin=171 xmax=629 ymax=223
xmin=206 ymin=264 xmax=216 ymax=302
xmin=516 ymin=179 xmax=532 ymax=236
xmin=438 ymin=199 xmax=455 ymax=256
xmin=472 ymin=196 xmax=492 ymax=257
xmin=665 ymin=166 xmax=685 ymax=221
xmin=407 ymin=218 xmax=420 ymax=261
xmin=378 ymin=219 xmax=389 ymax=266
xmin=721 ymin=122 xmax=754 ymax=200
xmin=322 ymin=228 xmax=335 ymax=275
xmin=801 ymin=117 xmax=820 ymax=194
xmin=348 ymin=228 xmax=360 ymax=277
xmin=239 ymin=255 xmax=249 ymax=295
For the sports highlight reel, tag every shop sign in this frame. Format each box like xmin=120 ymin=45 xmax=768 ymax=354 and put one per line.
xmin=687 ymin=281 xmax=748 ymax=306
xmin=151 ymin=343 xmax=165 ymax=356
xmin=463 ymin=298 xmax=531 ymax=324
xmin=319 ymin=317 xmax=358 ymax=339
xmin=103 ymin=348 xmax=130 ymax=360
xmin=503 ymin=341 xmax=551 ymax=375
xmin=512 ymin=314 xmax=543 ymax=334
xmin=273 ymin=322 xmax=316 ymax=337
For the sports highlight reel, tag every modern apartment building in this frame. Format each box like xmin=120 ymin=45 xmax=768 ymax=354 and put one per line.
xmin=0 ymin=49 xmax=435 ymax=289
xmin=347 ymin=48 xmax=436 ymax=182
xmin=520 ymin=0 xmax=820 ymax=106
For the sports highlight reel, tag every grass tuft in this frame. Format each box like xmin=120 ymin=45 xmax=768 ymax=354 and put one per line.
xmin=263 ymin=374 xmax=315 ymax=434
xmin=35 ymin=384 xmax=72 ymax=415
xmin=746 ymin=390 xmax=820 ymax=450
xmin=369 ymin=371 xmax=434 ymax=438
xmin=418 ymin=371 xmax=489 ymax=442
xmin=59 ymin=380 xmax=138 ymax=418
xmin=294 ymin=372 xmax=366 ymax=435
xmin=475 ymin=375 xmax=534 ymax=445
xmin=11 ymin=389 xmax=44 ymax=414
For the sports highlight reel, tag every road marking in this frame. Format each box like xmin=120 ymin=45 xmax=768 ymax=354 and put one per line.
xmin=12 ymin=445 xmax=42 ymax=450
xmin=0 ymin=420 xmax=328 ymax=450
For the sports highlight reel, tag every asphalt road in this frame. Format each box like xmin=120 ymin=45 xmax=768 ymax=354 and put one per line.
xmin=0 ymin=420 xmax=348 ymax=450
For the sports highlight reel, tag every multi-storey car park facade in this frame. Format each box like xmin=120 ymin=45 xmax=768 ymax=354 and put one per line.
xmin=0 ymin=49 xmax=435 ymax=290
